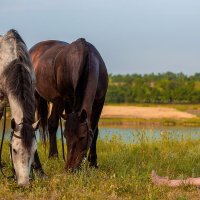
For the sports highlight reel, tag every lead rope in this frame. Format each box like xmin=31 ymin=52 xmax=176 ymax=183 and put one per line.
xmin=0 ymin=105 xmax=6 ymax=176
xmin=9 ymin=132 xmax=15 ymax=179
xmin=59 ymin=117 xmax=65 ymax=161
xmin=30 ymin=133 xmax=37 ymax=181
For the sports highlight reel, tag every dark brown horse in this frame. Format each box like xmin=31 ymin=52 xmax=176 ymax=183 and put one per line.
xmin=29 ymin=38 xmax=108 ymax=170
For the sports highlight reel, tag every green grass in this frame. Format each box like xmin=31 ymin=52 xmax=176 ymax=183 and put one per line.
xmin=0 ymin=133 xmax=200 ymax=199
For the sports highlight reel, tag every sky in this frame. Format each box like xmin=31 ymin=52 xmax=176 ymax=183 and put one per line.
xmin=1 ymin=0 xmax=200 ymax=75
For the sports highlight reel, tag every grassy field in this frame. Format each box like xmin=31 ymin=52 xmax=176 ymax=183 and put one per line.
xmin=0 ymin=133 xmax=200 ymax=199
xmin=99 ymin=117 xmax=200 ymax=127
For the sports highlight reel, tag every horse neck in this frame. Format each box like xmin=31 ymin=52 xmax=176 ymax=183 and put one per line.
xmin=7 ymin=93 xmax=23 ymax=124
xmin=0 ymin=40 xmax=17 ymax=75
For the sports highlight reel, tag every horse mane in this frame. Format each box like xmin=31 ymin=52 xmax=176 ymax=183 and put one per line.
xmin=66 ymin=113 xmax=80 ymax=135
xmin=3 ymin=29 xmax=35 ymax=150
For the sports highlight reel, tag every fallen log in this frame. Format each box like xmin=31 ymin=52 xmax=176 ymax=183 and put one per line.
xmin=151 ymin=170 xmax=200 ymax=187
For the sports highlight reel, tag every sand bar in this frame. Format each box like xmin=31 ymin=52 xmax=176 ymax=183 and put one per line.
xmin=101 ymin=105 xmax=196 ymax=119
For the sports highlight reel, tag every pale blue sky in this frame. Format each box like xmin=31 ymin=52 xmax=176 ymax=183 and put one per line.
xmin=1 ymin=0 xmax=200 ymax=75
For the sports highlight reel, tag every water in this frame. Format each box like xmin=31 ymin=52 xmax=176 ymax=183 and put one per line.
xmin=99 ymin=126 xmax=200 ymax=143
xmin=1 ymin=119 xmax=200 ymax=144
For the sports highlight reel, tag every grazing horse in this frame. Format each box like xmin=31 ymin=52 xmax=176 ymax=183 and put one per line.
xmin=0 ymin=30 xmax=41 ymax=186
xmin=30 ymin=38 xmax=108 ymax=170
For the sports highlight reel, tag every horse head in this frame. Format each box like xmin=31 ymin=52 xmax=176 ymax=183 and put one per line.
xmin=10 ymin=119 xmax=40 ymax=186
xmin=62 ymin=109 xmax=93 ymax=170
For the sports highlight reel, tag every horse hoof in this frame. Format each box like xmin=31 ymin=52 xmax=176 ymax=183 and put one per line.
xmin=48 ymin=153 xmax=58 ymax=159
xmin=39 ymin=172 xmax=48 ymax=179
xmin=41 ymin=174 xmax=48 ymax=179
xmin=36 ymin=170 xmax=48 ymax=179
xmin=89 ymin=163 xmax=99 ymax=169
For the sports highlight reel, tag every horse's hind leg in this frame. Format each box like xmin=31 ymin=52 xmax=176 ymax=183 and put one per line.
xmin=88 ymin=99 xmax=105 ymax=168
xmin=88 ymin=126 xmax=99 ymax=168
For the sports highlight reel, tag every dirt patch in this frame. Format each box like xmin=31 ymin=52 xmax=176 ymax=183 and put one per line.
xmin=101 ymin=105 xmax=197 ymax=119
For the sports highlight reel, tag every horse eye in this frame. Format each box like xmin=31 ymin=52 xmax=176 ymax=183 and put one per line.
xmin=79 ymin=136 xmax=86 ymax=141
xmin=13 ymin=149 xmax=17 ymax=154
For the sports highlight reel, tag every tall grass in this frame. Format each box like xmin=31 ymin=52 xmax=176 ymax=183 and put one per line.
xmin=0 ymin=131 xmax=200 ymax=199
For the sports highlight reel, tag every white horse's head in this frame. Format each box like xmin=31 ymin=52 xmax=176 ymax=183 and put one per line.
xmin=10 ymin=119 xmax=39 ymax=186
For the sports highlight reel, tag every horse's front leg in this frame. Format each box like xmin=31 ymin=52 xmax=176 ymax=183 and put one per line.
xmin=48 ymin=104 xmax=60 ymax=158
xmin=88 ymin=126 xmax=99 ymax=168
xmin=48 ymin=101 xmax=65 ymax=158
xmin=0 ymin=104 xmax=4 ymax=120
xmin=32 ymin=150 xmax=47 ymax=178
xmin=88 ymin=100 xmax=105 ymax=168
xmin=0 ymin=92 xmax=6 ymax=120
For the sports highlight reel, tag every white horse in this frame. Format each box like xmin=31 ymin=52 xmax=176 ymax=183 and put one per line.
xmin=0 ymin=30 xmax=40 ymax=186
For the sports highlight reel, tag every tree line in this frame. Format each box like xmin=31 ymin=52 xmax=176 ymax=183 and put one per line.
xmin=106 ymin=72 xmax=200 ymax=103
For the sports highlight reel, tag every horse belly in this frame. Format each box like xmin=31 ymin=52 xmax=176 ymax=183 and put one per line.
xmin=36 ymin=84 xmax=60 ymax=102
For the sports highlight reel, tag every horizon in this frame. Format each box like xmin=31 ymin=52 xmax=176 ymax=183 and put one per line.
xmin=109 ymin=71 xmax=200 ymax=76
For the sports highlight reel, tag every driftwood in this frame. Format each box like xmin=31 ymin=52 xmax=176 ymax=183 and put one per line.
xmin=151 ymin=170 xmax=200 ymax=187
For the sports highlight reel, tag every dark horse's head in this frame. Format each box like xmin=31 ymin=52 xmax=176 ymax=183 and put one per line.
xmin=62 ymin=109 xmax=93 ymax=170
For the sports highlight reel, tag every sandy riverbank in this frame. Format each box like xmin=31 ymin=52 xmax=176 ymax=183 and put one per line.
xmin=101 ymin=105 xmax=196 ymax=119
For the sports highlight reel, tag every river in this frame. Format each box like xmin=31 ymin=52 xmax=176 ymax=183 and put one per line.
xmin=1 ymin=120 xmax=200 ymax=144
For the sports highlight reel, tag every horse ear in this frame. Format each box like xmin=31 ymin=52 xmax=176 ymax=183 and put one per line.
xmin=32 ymin=119 xmax=40 ymax=131
xmin=11 ymin=118 xmax=19 ymax=132
xmin=79 ymin=109 xmax=87 ymax=122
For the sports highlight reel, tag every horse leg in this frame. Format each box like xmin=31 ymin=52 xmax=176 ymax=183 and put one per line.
xmin=32 ymin=150 xmax=46 ymax=177
xmin=48 ymin=104 xmax=60 ymax=158
xmin=88 ymin=126 xmax=99 ymax=168
xmin=0 ymin=92 xmax=6 ymax=120
xmin=88 ymin=100 xmax=105 ymax=168
xmin=0 ymin=103 xmax=4 ymax=120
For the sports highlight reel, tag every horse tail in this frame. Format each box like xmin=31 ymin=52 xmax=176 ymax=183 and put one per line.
xmin=80 ymin=42 xmax=100 ymax=120
xmin=35 ymin=91 xmax=48 ymax=142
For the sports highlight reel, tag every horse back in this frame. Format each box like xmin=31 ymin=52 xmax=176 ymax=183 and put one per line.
xmin=29 ymin=40 xmax=68 ymax=63
xmin=29 ymin=40 xmax=69 ymax=101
